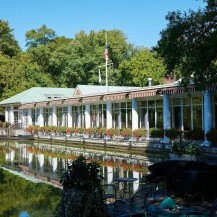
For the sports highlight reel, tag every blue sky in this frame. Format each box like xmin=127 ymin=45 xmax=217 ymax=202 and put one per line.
xmin=1 ymin=0 xmax=205 ymax=50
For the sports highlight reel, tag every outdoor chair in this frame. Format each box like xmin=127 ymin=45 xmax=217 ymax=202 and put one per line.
xmin=114 ymin=184 xmax=154 ymax=217
xmin=102 ymin=184 xmax=117 ymax=217
xmin=186 ymin=197 xmax=217 ymax=216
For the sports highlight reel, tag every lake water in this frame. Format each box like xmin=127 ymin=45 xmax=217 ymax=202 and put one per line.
xmin=0 ymin=140 xmax=166 ymax=216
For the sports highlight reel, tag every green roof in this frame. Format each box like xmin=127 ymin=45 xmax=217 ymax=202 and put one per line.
xmin=74 ymin=85 xmax=140 ymax=96
xmin=0 ymin=87 xmax=75 ymax=105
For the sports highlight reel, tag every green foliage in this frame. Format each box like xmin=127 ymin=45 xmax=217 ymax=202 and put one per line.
xmin=132 ymin=128 xmax=146 ymax=139
xmin=184 ymin=128 xmax=204 ymax=141
xmin=0 ymin=20 xmax=20 ymax=57
xmin=165 ymin=128 xmax=179 ymax=140
xmin=118 ymin=48 xmax=165 ymax=86
xmin=0 ymin=169 xmax=61 ymax=216
xmin=25 ymin=24 xmax=56 ymax=48
xmin=149 ymin=128 xmax=164 ymax=138
xmin=120 ymin=128 xmax=132 ymax=138
xmin=155 ymin=1 xmax=217 ymax=88
xmin=56 ymin=156 xmax=106 ymax=217
xmin=171 ymin=142 xmax=201 ymax=156
xmin=105 ymin=128 xmax=118 ymax=137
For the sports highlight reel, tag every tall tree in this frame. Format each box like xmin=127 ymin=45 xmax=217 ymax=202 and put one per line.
xmin=25 ymin=24 xmax=56 ymax=48
xmin=62 ymin=29 xmax=133 ymax=87
xmin=0 ymin=53 xmax=55 ymax=100
xmin=155 ymin=0 xmax=217 ymax=88
xmin=118 ymin=48 xmax=165 ymax=86
xmin=0 ymin=20 xmax=20 ymax=57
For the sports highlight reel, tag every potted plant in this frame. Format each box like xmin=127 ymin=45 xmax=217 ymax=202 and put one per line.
xmin=170 ymin=142 xmax=201 ymax=160
xmin=105 ymin=128 xmax=117 ymax=139
xmin=149 ymin=128 xmax=164 ymax=139
xmin=184 ymin=128 xmax=204 ymax=141
xmin=132 ymin=128 xmax=146 ymax=140
xmin=56 ymin=156 xmax=106 ymax=217
xmin=120 ymin=128 xmax=132 ymax=140
xmin=165 ymin=128 xmax=179 ymax=141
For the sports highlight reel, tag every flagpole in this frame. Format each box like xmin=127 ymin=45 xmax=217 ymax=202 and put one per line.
xmin=105 ymin=32 xmax=108 ymax=91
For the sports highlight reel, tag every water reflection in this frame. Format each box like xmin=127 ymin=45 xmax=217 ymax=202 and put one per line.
xmin=0 ymin=141 xmax=165 ymax=194
xmin=0 ymin=167 xmax=61 ymax=217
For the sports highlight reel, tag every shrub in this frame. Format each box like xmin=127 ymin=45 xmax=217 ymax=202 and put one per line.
xmin=184 ymin=128 xmax=204 ymax=141
xmin=165 ymin=128 xmax=179 ymax=140
xmin=56 ymin=156 xmax=106 ymax=217
xmin=105 ymin=128 xmax=118 ymax=137
xmin=171 ymin=142 xmax=201 ymax=156
xmin=120 ymin=128 xmax=132 ymax=138
xmin=132 ymin=128 xmax=146 ymax=139
xmin=149 ymin=128 xmax=164 ymax=138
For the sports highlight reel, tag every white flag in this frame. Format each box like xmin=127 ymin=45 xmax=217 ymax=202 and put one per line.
xmin=98 ymin=68 xmax=101 ymax=83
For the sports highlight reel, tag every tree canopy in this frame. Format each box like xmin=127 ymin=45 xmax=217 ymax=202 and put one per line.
xmin=0 ymin=20 xmax=20 ymax=57
xmin=155 ymin=0 xmax=217 ymax=88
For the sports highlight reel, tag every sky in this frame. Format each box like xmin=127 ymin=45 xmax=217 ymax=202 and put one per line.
xmin=1 ymin=0 xmax=205 ymax=50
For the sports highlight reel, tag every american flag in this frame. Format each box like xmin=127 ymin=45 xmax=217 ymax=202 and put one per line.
xmin=104 ymin=45 xmax=108 ymax=61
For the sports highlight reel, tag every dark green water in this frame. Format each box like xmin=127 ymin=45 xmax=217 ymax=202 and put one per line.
xmin=0 ymin=140 xmax=165 ymax=216
xmin=0 ymin=168 xmax=61 ymax=217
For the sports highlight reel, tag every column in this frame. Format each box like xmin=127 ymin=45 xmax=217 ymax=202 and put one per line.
xmin=67 ymin=106 xmax=72 ymax=127
xmin=52 ymin=106 xmax=57 ymax=126
xmin=77 ymin=106 xmax=81 ymax=128
xmin=28 ymin=109 xmax=32 ymax=126
xmin=85 ymin=104 xmax=91 ymax=128
xmin=10 ymin=105 xmax=14 ymax=124
xmin=202 ymin=91 xmax=212 ymax=146
xmin=39 ymin=108 xmax=44 ymax=127
xmin=106 ymin=102 xmax=112 ymax=128
xmin=132 ymin=99 xmax=138 ymax=131
xmin=162 ymin=94 xmax=171 ymax=143
xmin=5 ymin=108 xmax=9 ymax=123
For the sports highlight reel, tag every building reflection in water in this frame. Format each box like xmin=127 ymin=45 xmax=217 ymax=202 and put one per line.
xmin=2 ymin=141 xmax=165 ymax=194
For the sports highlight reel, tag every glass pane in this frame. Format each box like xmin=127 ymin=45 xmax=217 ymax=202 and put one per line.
xmin=183 ymin=106 xmax=191 ymax=130
xmin=148 ymin=100 xmax=155 ymax=107
xmin=121 ymin=103 xmax=126 ymax=109
xmin=193 ymin=105 xmax=202 ymax=129
xmin=174 ymin=106 xmax=182 ymax=129
xmin=192 ymin=96 xmax=202 ymax=105
xmin=156 ymin=107 xmax=163 ymax=129
xmin=156 ymin=100 xmax=163 ymax=107
xmin=183 ymin=97 xmax=191 ymax=105
xmin=121 ymin=109 xmax=126 ymax=128
xmin=140 ymin=101 xmax=147 ymax=108
xmin=173 ymin=98 xmax=181 ymax=106
xmin=148 ymin=108 xmax=155 ymax=128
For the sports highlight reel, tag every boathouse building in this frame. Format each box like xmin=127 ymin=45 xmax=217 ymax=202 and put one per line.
xmin=0 ymin=82 xmax=215 ymax=145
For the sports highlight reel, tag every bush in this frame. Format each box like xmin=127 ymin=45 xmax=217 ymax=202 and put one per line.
xmin=105 ymin=128 xmax=118 ymax=137
xmin=120 ymin=128 xmax=132 ymax=138
xmin=184 ymin=128 xmax=204 ymax=141
xmin=56 ymin=156 xmax=106 ymax=217
xmin=132 ymin=128 xmax=146 ymax=139
xmin=149 ymin=128 xmax=164 ymax=138
xmin=165 ymin=128 xmax=179 ymax=140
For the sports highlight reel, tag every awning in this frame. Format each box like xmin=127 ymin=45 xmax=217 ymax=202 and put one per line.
xmin=19 ymin=103 xmax=35 ymax=109
xmin=35 ymin=102 xmax=48 ymax=108
xmin=129 ymin=90 xmax=158 ymax=98
xmin=62 ymin=98 xmax=82 ymax=105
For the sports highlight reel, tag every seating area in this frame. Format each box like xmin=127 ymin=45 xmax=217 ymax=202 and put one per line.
xmin=102 ymin=160 xmax=217 ymax=217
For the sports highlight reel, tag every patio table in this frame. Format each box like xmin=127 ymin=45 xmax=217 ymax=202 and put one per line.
xmin=114 ymin=177 xmax=138 ymax=198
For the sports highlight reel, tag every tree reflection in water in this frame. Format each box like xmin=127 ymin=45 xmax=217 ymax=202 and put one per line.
xmin=0 ymin=169 xmax=61 ymax=217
